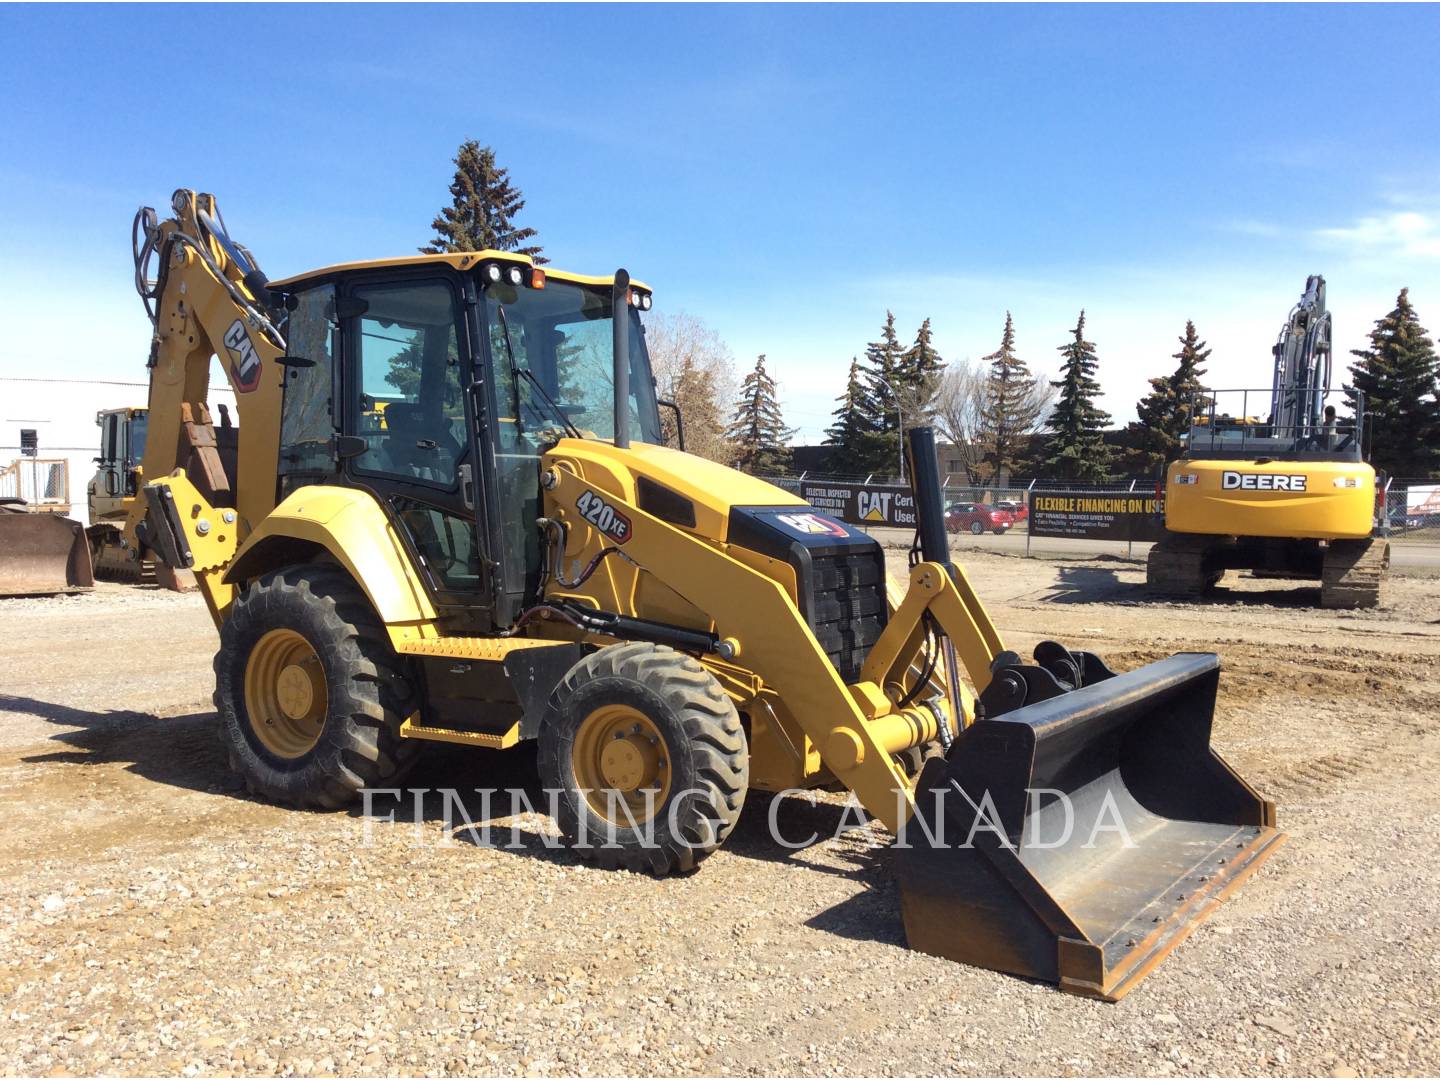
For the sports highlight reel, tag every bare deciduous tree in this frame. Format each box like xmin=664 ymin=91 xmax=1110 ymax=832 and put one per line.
xmin=934 ymin=356 xmax=1055 ymax=483
xmin=643 ymin=311 xmax=738 ymax=465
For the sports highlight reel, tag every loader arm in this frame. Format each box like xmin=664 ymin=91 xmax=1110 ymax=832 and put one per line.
xmin=540 ymin=451 xmax=1016 ymax=831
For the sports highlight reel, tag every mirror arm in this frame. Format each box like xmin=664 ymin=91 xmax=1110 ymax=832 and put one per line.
xmin=658 ymin=398 xmax=686 ymax=451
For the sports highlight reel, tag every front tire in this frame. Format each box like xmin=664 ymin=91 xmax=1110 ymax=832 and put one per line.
xmin=215 ymin=565 xmax=420 ymax=808
xmin=538 ymin=643 xmax=748 ymax=874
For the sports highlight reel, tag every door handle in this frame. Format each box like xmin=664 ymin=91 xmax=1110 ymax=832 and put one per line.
xmin=458 ymin=463 xmax=475 ymax=511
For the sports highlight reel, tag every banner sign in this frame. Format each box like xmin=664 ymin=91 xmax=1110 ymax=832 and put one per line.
xmin=1029 ymin=492 xmax=1165 ymax=542
xmin=799 ymin=482 xmax=917 ymax=528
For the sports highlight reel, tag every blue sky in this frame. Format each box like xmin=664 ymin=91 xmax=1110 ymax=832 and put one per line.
xmin=3 ymin=3 xmax=1438 ymax=440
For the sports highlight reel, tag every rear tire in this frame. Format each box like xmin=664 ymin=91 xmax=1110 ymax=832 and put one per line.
xmin=214 ymin=564 xmax=421 ymax=808
xmin=538 ymin=643 xmax=748 ymax=874
xmin=969 ymin=521 xmax=984 ymax=535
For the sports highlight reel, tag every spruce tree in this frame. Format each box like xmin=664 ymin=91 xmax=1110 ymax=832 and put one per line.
xmin=897 ymin=317 xmax=945 ymax=422
xmin=422 ymin=140 xmax=545 ymax=262
xmin=1042 ymin=311 xmax=1112 ymax=482
xmin=726 ymin=354 xmax=797 ymax=474
xmin=824 ymin=357 xmax=879 ymax=475
xmin=1128 ymin=320 xmax=1211 ymax=474
xmin=1345 ymin=288 xmax=1440 ymax=478
xmin=860 ymin=311 xmax=906 ymax=476
xmin=978 ymin=312 xmax=1039 ymax=484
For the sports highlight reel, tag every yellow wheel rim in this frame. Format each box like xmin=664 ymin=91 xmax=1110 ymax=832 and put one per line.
xmin=571 ymin=704 xmax=672 ymax=825
xmin=243 ymin=628 xmax=328 ymax=759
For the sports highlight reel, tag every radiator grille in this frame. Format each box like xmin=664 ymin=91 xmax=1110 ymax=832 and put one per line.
xmin=804 ymin=548 xmax=887 ymax=683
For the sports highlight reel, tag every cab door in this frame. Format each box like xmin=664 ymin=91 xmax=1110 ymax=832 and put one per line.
xmin=339 ymin=272 xmax=502 ymax=631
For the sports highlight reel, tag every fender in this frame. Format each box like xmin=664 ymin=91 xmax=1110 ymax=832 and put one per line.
xmin=224 ymin=485 xmax=437 ymax=629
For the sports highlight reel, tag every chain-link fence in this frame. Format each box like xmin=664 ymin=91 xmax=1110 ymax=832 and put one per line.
xmin=1380 ymin=479 xmax=1440 ymax=541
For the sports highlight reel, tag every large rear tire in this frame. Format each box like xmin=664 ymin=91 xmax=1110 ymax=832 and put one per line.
xmin=538 ymin=643 xmax=748 ymax=874
xmin=215 ymin=565 xmax=421 ymax=808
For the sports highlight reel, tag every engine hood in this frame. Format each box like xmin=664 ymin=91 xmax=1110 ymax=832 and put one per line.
xmin=548 ymin=438 xmax=807 ymax=538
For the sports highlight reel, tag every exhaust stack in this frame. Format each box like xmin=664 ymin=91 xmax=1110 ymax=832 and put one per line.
xmin=612 ymin=268 xmax=630 ymax=450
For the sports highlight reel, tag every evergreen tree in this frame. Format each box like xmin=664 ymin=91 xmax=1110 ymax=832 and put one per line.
xmin=859 ymin=311 xmax=906 ymax=476
xmin=422 ymin=140 xmax=546 ymax=262
xmin=726 ymin=354 xmax=797 ymax=474
xmin=897 ymin=317 xmax=946 ymax=423
xmin=978 ymin=312 xmax=1040 ymax=484
xmin=1042 ymin=311 xmax=1112 ymax=482
xmin=824 ymin=357 xmax=880 ymax=475
xmin=1345 ymin=288 xmax=1440 ymax=478
xmin=1128 ymin=320 xmax=1211 ymax=475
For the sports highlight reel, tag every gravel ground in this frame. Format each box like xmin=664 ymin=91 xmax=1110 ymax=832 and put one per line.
xmin=1 ymin=552 xmax=1437 ymax=1077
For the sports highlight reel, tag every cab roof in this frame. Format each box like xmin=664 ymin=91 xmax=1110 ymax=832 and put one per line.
xmin=268 ymin=251 xmax=650 ymax=292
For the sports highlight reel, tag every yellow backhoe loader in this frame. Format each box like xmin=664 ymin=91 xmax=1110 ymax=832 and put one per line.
xmin=125 ymin=190 xmax=1282 ymax=1001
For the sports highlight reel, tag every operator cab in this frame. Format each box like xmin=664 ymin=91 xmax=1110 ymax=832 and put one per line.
xmin=267 ymin=252 xmax=661 ymax=631
xmin=1183 ymin=387 xmax=1365 ymax=463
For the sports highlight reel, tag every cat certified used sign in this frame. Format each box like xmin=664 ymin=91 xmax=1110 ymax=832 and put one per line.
xmin=1030 ymin=492 xmax=1165 ymax=542
xmin=1221 ymin=471 xmax=1308 ymax=491
xmin=799 ymin=482 xmax=917 ymax=528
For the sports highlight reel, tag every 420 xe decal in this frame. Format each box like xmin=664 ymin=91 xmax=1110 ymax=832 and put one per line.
xmin=576 ymin=490 xmax=632 ymax=544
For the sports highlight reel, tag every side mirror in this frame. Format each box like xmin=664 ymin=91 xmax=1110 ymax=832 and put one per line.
xmin=658 ymin=398 xmax=686 ymax=451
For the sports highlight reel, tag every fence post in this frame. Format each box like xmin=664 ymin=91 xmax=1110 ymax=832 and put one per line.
xmin=1025 ymin=478 xmax=1036 ymax=559
xmin=1127 ymin=479 xmax=1136 ymax=560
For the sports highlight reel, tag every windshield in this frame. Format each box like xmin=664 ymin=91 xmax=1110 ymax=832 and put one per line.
xmin=480 ymin=277 xmax=661 ymax=445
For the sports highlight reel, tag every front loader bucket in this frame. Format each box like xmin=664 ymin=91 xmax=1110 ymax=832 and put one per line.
xmin=0 ymin=512 xmax=96 ymax=597
xmin=893 ymin=652 xmax=1282 ymax=1001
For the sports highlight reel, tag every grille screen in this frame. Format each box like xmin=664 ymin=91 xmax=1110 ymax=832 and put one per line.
xmin=805 ymin=548 xmax=887 ymax=683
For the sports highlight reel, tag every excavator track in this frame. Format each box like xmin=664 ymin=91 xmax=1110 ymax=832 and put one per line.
xmin=1145 ymin=533 xmax=1223 ymax=598
xmin=1320 ymin=537 xmax=1389 ymax=609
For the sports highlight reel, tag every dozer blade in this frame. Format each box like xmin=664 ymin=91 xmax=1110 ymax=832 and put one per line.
xmin=0 ymin=512 xmax=96 ymax=597
xmin=893 ymin=651 xmax=1282 ymax=1001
